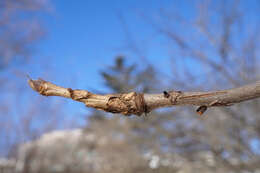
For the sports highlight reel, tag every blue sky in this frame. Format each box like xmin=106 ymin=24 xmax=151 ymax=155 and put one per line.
xmin=36 ymin=0 xmax=173 ymax=87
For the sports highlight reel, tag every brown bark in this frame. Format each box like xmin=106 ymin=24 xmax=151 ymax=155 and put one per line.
xmin=28 ymin=78 xmax=260 ymax=116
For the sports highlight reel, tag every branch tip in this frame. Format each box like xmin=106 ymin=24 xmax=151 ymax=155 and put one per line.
xmin=26 ymin=74 xmax=32 ymax=80
xmin=27 ymin=78 xmax=45 ymax=93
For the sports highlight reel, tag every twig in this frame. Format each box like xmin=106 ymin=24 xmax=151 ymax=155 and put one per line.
xmin=28 ymin=78 xmax=260 ymax=116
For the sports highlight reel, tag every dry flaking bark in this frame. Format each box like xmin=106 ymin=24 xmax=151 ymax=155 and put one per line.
xmin=28 ymin=78 xmax=260 ymax=116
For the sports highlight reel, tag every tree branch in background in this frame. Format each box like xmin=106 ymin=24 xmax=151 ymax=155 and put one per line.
xmin=28 ymin=78 xmax=260 ymax=116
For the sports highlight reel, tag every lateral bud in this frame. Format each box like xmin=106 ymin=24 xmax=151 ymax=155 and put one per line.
xmin=196 ymin=105 xmax=207 ymax=115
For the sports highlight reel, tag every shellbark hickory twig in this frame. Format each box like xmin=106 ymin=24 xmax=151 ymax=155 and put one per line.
xmin=28 ymin=78 xmax=260 ymax=116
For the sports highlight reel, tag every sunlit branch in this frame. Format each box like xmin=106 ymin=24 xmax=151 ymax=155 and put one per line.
xmin=28 ymin=78 xmax=260 ymax=116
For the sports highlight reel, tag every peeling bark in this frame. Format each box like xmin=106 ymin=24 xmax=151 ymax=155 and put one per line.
xmin=28 ymin=78 xmax=260 ymax=116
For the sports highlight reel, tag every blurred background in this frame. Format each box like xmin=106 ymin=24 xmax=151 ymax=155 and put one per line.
xmin=0 ymin=0 xmax=260 ymax=173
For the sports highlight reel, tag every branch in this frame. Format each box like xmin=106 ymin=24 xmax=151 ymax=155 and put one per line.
xmin=28 ymin=78 xmax=260 ymax=116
